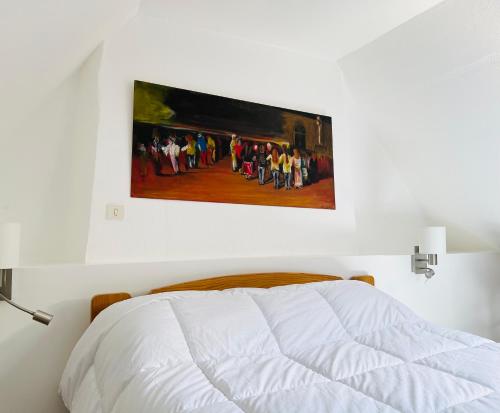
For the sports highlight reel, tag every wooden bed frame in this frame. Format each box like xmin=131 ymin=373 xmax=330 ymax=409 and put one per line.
xmin=90 ymin=272 xmax=375 ymax=321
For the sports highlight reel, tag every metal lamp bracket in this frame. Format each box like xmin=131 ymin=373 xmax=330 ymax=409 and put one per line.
xmin=411 ymin=246 xmax=437 ymax=279
xmin=0 ymin=268 xmax=12 ymax=300
xmin=0 ymin=269 xmax=53 ymax=325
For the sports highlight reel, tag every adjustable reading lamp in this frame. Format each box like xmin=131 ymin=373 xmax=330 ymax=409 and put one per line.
xmin=411 ymin=226 xmax=447 ymax=279
xmin=0 ymin=222 xmax=53 ymax=325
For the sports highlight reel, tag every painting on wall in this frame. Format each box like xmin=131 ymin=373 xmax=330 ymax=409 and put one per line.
xmin=131 ymin=80 xmax=335 ymax=209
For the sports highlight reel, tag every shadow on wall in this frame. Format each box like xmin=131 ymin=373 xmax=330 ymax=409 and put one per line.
xmin=435 ymin=219 xmax=498 ymax=253
xmin=0 ymin=299 xmax=88 ymax=413
xmin=354 ymin=211 xmax=423 ymax=255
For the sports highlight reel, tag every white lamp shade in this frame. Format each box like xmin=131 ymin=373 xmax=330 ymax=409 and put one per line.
xmin=420 ymin=226 xmax=446 ymax=255
xmin=0 ymin=222 xmax=21 ymax=268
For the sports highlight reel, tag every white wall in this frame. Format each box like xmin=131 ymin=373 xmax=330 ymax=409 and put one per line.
xmin=339 ymin=0 xmax=500 ymax=253
xmin=0 ymin=48 xmax=103 ymax=265
xmin=85 ymin=13 xmax=430 ymax=263
xmin=1 ymin=72 xmax=79 ymax=264
xmin=0 ymin=0 xmax=140 ymax=266
xmin=60 ymin=47 xmax=103 ymax=263
xmin=344 ymin=85 xmax=427 ymax=254
xmin=85 ymin=14 xmax=360 ymax=263
xmin=1 ymin=252 xmax=498 ymax=413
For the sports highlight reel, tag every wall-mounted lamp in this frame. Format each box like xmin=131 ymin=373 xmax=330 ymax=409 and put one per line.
xmin=411 ymin=226 xmax=447 ymax=279
xmin=0 ymin=222 xmax=53 ymax=325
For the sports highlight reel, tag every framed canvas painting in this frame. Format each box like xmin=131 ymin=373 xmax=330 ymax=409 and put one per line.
xmin=131 ymin=80 xmax=335 ymax=209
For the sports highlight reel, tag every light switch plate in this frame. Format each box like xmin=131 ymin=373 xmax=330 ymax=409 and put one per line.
xmin=106 ymin=204 xmax=124 ymax=221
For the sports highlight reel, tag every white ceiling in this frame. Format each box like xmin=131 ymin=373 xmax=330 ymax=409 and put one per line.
xmin=0 ymin=0 xmax=443 ymax=130
xmin=0 ymin=0 xmax=141 ymax=133
xmin=139 ymin=0 xmax=444 ymax=61
xmin=339 ymin=0 xmax=500 ymax=251
xmin=0 ymin=0 xmax=442 ymax=140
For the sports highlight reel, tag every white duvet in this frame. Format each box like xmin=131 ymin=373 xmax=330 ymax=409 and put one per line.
xmin=60 ymin=280 xmax=500 ymax=413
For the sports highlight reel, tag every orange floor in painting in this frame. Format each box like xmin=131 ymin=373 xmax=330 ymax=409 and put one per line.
xmin=131 ymin=157 xmax=335 ymax=209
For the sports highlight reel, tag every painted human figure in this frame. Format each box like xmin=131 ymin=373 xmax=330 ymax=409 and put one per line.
xmin=267 ymin=147 xmax=281 ymax=189
xmin=301 ymin=152 xmax=309 ymax=186
xmin=207 ymin=135 xmax=216 ymax=165
xmin=242 ymin=143 xmax=254 ymax=179
xmin=162 ymin=136 xmax=179 ymax=174
xmin=182 ymin=135 xmax=196 ymax=169
xmin=291 ymin=148 xmax=303 ymax=189
xmin=178 ymin=136 xmax=187 ymax=172
xmin=279 ymin=144 xmax=292 ymax=190
xmin=309 ymin=152 xmax=319 ymax=183
xmin=256 ymin=144 xmax=268 ymax=185
xmin=196 ymin=134 xmax=207 ymax=167
xmin=230 ymin=135 xmax=237 ymax=171
xmin=137 ymin=142 xmax=148 ymax=179
xmin=150 ymin=128 xmax=163 ymax=175
xmin=235 ymin=138 xmax=243 ymax=173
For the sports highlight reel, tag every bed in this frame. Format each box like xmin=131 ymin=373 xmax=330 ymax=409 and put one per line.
xmin=59 ymin=273 xmax=500 ymax=413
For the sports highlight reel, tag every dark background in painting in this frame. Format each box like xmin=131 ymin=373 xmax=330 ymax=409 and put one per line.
xmin=133 ymin=80 xmax=332 ymax=139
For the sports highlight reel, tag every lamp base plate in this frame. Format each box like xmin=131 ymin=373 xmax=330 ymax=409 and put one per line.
xmin=0 ymin=269 xmax=12 ymax=300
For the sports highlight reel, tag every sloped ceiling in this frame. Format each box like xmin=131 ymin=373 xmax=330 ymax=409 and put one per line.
xmin=339 ymin=0 xmax=500 ymax=251
xmin=0 ymin=0 xmax=443 ymax=133
xmin=0 ymin=0 xmax=141 ymax=134
xmin=139 ymin=0 xmax=444 ymax=61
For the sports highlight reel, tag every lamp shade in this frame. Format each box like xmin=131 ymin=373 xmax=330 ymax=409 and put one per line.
xmin=420 ymin=226 xmax=446 ymax=255
xmin=0 ymin=222 xmax=21 ymax=268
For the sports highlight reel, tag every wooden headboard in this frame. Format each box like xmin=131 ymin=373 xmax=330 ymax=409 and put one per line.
xmin=90 ymin=272 xmax=374 ymax=321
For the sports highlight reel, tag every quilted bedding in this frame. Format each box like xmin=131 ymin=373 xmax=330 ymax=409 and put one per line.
xmin=60 ymin=280 xmax=500 ymax=413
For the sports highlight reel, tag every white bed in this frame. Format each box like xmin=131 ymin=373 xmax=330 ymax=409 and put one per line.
xmin=60 ymin=280 xmax=500 ymax=412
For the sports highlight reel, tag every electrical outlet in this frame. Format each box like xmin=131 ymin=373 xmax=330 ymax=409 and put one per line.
xmin=106 ymin=204 xmax=124 ymax=221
